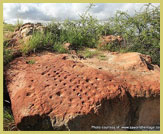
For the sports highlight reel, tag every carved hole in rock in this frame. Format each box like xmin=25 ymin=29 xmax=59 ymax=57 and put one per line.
xmin=73 ymin=89 xmax=76 ymax=92
xmin=72 ymin=64 xmax=76 ymax=68
xmin=96 ymin=101 xmax=100 ymax=106
xmin=45 ymin=85 xmax=49 ymax=88
xmin=31 ymin=104 xmax=34 ymax=107
xmin=54 ymin=70 xmax=56 ymax=73
xmin=85 ymin=78 xmax=89 ymax=82
xmin=54 ymin=78 xmax=57 ymax=80
xmin=64 ymin=76 xmax=67 ymax=79
xmin=63 ymin=83 xmax=66 ymax=86
xmin=48 ymin=73 xmax=50 ymax=76
xmin=41 ymin=72 xmax=45 ymax=75
xmin=56 ymin=91 xmax=61 ymax=96
xmin=26 ymin=92 xmax=31 ymax=96
xmin=31 ymin=80 xmax=34 ymax=82
xmin=58 ymin=75 xmax=60 ymax=77
xmin=69 ymin=98 xmax=72 ymax=102
xmin=85 ymin=92 xmax=88 ymax=96
xmin=77 ymin=92 xmax=81 ymax=96
xmin=49 ymin=95 xmax=53 ymax=99
xmin=73 ymin=81 xmax=77 ymax=85
xmin=59 ymin=79 xmax=62 ymax=82
xmin=68 ymin=92 xmax=71 ymax=95
xmin=94 ymin=86 xmax=98 ymax=90
xmin=88 ymin=97 xmax=90 ymax=100
xmin=28 ymin=85 xmax=32 ymax=88
xmin=80 ymin=89 xmax=82 ymax=92
xmin=82 ymin=101 xmax=85 ymax=105
xmin=69 ymin=85 xmax=72 ymax=88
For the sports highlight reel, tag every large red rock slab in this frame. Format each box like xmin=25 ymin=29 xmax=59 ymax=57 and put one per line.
xmin=4 ymin=53 xmax=160 ymax=130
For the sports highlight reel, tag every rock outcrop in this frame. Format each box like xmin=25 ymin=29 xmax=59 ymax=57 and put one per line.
xmin=98 ymin=35 xmax=123 ymax=48
xmin=12 ymin=23 xmax=44 ymax=43
xmin=5 ymin=23 xmax=45 ymax=55
xmin=4 ymin=52 xmax=160 ymax=131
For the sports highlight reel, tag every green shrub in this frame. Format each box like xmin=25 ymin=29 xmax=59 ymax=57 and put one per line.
xmin=22 ymin=31 xmax=55 ymax=54
xmin=4 ymin=4 xmax=160 ymax=66
xmin=54 ymin=4 xmax=103 ymax=50
xmin=59 ymin=16 xmax=103 ymax=49
xmin=53 ymin=43 xmax=68 ymax=53
xmin=107 ymin=4 xmax=160 ymax=65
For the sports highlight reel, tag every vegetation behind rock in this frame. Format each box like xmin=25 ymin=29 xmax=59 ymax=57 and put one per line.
xmin=3 ymin=4 xmax=160 ymax=65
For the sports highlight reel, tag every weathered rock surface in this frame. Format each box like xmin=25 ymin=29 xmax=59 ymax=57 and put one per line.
xmin=4 ymin=52 xmax=160 ymax=131
xmin=6 ymin=23 xmax=45 ymax=55
xmin=98 ymin=35 xmax=123 ymax=48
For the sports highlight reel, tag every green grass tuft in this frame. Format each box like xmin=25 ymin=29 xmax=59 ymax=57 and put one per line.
xmin=26 ymin=59 xmax=35 ymax=64
xmin=3 ymin=107 xmax=17 ymax=131
xmin=98 ymin=54 xmax=107 ymax=60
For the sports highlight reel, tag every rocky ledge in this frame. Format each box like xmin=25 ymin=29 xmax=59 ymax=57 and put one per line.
xmin=4 ymin=52 xmax=160 ymax=130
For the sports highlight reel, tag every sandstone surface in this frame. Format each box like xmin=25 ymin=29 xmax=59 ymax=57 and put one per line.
xmin=5 ymin=52 xmax=160 ymax=130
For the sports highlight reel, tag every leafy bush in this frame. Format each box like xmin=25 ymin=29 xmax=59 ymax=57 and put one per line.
xmin=60 ymin=16 xmax=103 ymax=49
xmin=4 ymin=4 xmax=160 ymax=66
xmin=53 ymin=42 xmax=68 ymax=53
xmin=45 ymin=4 xmax=103 ymax=50
xmin=22 ymin=31 xmax=55 ymax=54
xmin=106 ymin=4 xmax=160 ymax=65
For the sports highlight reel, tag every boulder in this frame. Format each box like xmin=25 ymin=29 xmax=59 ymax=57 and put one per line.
xmin=98 ymin=35 xmax=123 ymax=48
xmin=4 ymin=52 xmax=160 ymax=131
xmin=7 ymin=23 xmax=45 ymax=48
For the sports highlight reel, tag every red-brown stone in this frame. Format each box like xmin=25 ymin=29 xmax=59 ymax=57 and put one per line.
xmin=5 ymin=52 xmax=160 ymax=130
